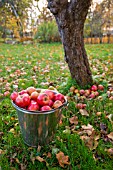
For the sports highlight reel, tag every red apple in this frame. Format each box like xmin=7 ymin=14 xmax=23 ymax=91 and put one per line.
xmin=53 ymin=100 xmax=63 ymax=109
xmin=74 ymin=89 xmax=79 ymax=94
xmin=27 ymin=100 xmax=39 ymax=111
xmin=95 ymin=91 xmax=99 ymax=97
xmin=40 ymin=105 xmax=52 ymax=111
xmin=76 ymin=103 xmax=84 ymax=109
xmin=84 ymin=89 xmax=91 ymax=97
xmin=4 ymin=91 xmax=10 ymax=96
xmin=44 ymin=90 xmax=55 ymax=100
xmin=48 ymin=99 xmax=54 ymax=107
xmin=15 ymin=95 xmax=25 ymax=108
xmin=27 ymin=86 xmax=36 ymax=95
xmin=82 ymin=104 xmax=87 ymax=108
xmin=89 ymin=93 xmax=95 ymax=99
xmin=79 ymin=89 xmax=85 ymax=95
xmin=19 ymin=90 xmax=27 ymax=95
xmin=37 ymin=93 xmax=50 ymax=106
xmin=98 ymin=84 xmax=104 ymax=91
xmin=54 ymin=93 xmax=65 ymax=103
xmin=10 ymin=92 xmax=18 ymax=101
xmin=31 ymin=91 xmax=39 ymax=100
xmin=22 ymin=93 xmax=30 ymax=107
xmin=91 ymin=85 xmax=98 ymax=91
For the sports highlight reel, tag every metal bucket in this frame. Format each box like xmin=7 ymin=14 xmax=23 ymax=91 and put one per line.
xmin=12 ymin=94 xmax=67 ymax=147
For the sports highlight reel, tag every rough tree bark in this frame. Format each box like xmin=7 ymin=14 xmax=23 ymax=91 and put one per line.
xmin=47 ymin=0 xmax=93 ymax=87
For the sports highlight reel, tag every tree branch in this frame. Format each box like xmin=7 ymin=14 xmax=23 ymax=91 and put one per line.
xmin=69 ymin=0 xmax=92 ymax=19
xmin=47 ymin=0 xmax=68 ymax=15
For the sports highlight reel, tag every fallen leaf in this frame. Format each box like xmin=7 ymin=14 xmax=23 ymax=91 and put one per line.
xmin=36 ymin=156 xmax=49 ymax=166
xmin=107 ymin=114 xmax=113 ymax=124
xmin=15 ymin=158 xmax=20 ymax=164
xmin=0 ymin=149 xmax=6 ymax=155
xmin=79 ymin=109 xmax=89 ymax=116
xmin=47 ymin=152 xmax=51 ymax=158
xmin=69 ymin=116 xmax=78 ymax=125
xmin=36 ymin=156 xmax=44 ymax=162
xmin=107 ymin=148 xmax=113 ymax=155
xmin=20 ymin=163 xmax=27 ymax=170
xmin=81 ymin=124 xmax=94 ymax=136
xmin=9 ymin=128 xmax=15 ymax=134
xmin=56 ymin=151 xmax=70 ymax=168
xmin=107 ymin=132 xmax=113 ymax=140
xmin=80 ymin=131 xmax=99 ymax=150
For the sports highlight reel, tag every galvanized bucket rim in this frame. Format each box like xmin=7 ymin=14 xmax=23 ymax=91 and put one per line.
xmin=11 ymin=97 xmax=67 ymax=115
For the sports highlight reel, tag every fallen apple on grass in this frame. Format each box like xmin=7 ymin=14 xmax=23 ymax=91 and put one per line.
xmin=91 ymin=85 xmax=98 ymax=92
xmin=98 ymin=84 xmax=104 ymax=91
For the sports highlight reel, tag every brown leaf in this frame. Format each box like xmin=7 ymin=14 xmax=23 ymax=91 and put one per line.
xmin=79 ymin=109 xmax=89 ymax=116
xmin=69 ymin=116 xmax=78 ymax=125
xmin=107 ymin=148 xmax=113 ymax=155
xmin=0 ymin=149 xmax=6 ymax=155
xmin=80 ymin=131 xmax=99 ymax=150
xmin=81 ymin=124 xmax=94 ymax=136
xmin=15 ymin=158 xmax=20 ymax=164
xmin=107 ymin=132 xmax=113 ymax=140
xmin=20 ymin=163 xmax=27 ymax=170
xmin=56 ymin=151 xmax=70 ymax=168
xmin=36 ymin=156 xmax=49 ymax=166
xmin=47 ymin=152 xmax=52 ymax=158
xmin=107 ymin=114 xmax=113 ymax=124
xmin=36 ymin=156 xmax=45 ymax=162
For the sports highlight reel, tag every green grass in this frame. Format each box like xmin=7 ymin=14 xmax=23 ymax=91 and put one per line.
xmin=0 ymin=43 xmax=113 ymax=170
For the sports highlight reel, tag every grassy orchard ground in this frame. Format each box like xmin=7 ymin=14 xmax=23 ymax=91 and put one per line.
xmin=0 ymin=43 xmax=113 ymax=169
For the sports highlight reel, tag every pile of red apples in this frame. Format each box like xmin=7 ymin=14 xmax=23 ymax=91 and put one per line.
xmin=70 ymin=84 xmax=105 ymax=109
xmin=71 ymin=84 xmax=104 ymax=99
xmin=10 ymin=87 xmax=65 ymax=112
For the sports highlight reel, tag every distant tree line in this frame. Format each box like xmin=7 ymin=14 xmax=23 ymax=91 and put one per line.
xmin=0 ymin=0 xmax=113 ymax=43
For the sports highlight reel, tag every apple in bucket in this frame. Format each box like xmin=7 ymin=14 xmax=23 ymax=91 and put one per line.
xmin=10 ymin=87 xmax=66 ymax=112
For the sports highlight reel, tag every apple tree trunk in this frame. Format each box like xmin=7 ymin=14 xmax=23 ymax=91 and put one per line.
xmin=47 ymin=0 xmax=93 ymax=87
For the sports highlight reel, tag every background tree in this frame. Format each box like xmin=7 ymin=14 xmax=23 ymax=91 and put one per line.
xmin=102 ymin=0 xmax=113 ymax=43
xmin=91 ymin=3 xmax=105 ymax=43
xmin=47 ymin=0 xmax=93 ymax=87
xmin=0 ymin=0 xmax=32 ymax=37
